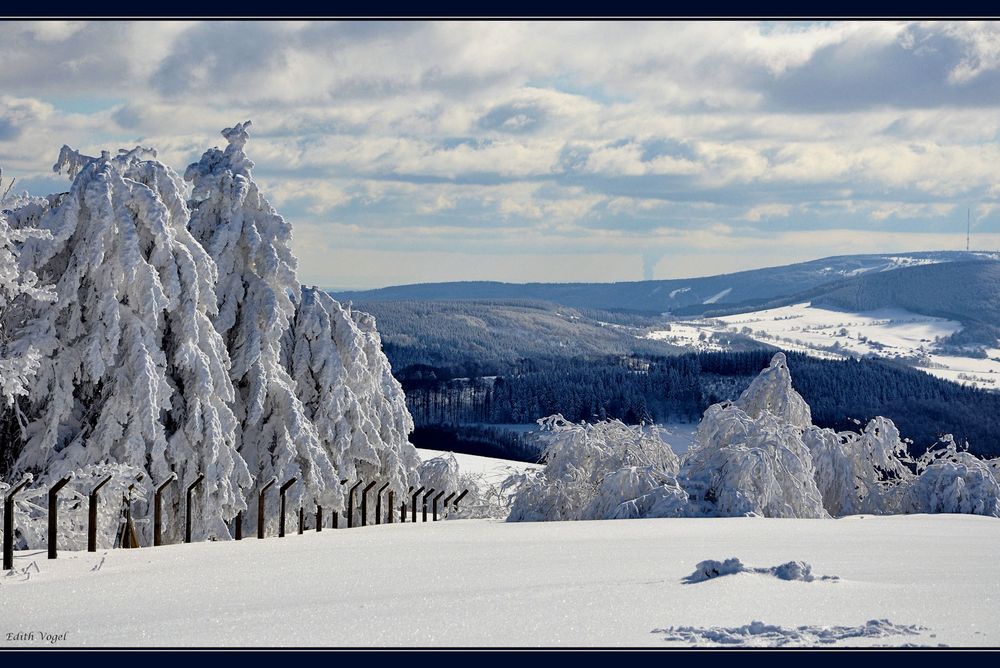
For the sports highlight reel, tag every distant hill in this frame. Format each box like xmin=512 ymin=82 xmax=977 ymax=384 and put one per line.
xmin=355 ymin=299 xmax=765 ymax=376
xmin=687 ymin=260 xmax=1000 ymax=349
xmin=334 ymin=251 xmax=998 ymax=315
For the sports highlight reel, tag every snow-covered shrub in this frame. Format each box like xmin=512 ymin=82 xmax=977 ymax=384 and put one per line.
xmin=904 ymin=438 xmax=1000 ymax=517
xmin=0 ymin=462 xmax=148 ymax=550
xmin=508 ymin=415 xmax=682 ymax=522
xmin=592 ymin=467 xmax=689 ymax=519
xmin=417 ymin=454 xmax=460 ymax=504
xmin=805 ymin=417 xmax=914 ymax=516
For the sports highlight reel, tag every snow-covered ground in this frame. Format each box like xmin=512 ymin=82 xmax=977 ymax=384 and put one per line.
xmin=645 ymin=302 xmax=1000 ymax=390
xmin=2 ymin=514 xmax=997 ymax=647
xmin=655 ymin=422 xmax=700 ymax=455
xmin=645 ymin=323 xmax=731 ymax=352
xmin=417 ymin=448 xmax=540 ymax=484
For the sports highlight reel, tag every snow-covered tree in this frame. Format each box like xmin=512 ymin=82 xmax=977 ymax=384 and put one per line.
xmin=289 ymin=286 xmax=420 ymax=522
xmin=508 ymin=415 xmax=682 ymax=522
xmin=681 ymin=402 xmax=827 ymax=518
xmin=904 ymin=437 xmax=1000 ymax=517
xmin=680 ymin=353 xmax=827 ymax=518
xmin=185 ymin=122 xmax=340 ymax=530
xmin=805 ymin=417 xmax=914 ymax=516
xmin=732 ymin=352 xmax=812 ymax=429
xmin=10 ymin=146 xmax=250 ymax=543
xmin=0 ymin=186 xmax=55 ymax=410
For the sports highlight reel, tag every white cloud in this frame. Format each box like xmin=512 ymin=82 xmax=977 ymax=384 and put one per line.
xmin=2 ymin=20 xmax=999 ymax=286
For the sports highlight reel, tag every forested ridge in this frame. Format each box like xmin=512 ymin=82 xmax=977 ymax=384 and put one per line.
xmin=398 ymin=350 xmax=1000 ymax=458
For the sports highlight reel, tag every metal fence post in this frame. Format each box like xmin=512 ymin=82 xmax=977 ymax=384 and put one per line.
xmin=453 ymin=489 xmax=469 ymax=510
xmin=316 ymin=505 xmax=323 ymax=532
xmin=332 ymin=479 xmax=347 ymax=529
xmin=443 ymin=491 xmax=456 ymax=513
xmin=387 ymin=490 xmax=395 ymax=524
xmin=278 ymin=477 xmax=297 ymax=538
xmin=432 ymin=490 xmax=446 ymax=521
xmin=298 ymin=507 xmax=304 ymax=535
xmin=47 ymin=475 xmax=73 ymax=559
xmin=185 ymin=473 xmax=204 ymax=544
xmin=87 ymin=474 xmax=113 ymax=552
xmin=235 ymin=511 xmax=243 ymax=541
xmin=410 ymin=486 xmax=425 ymax=523
xmin=422 ymin=488 xmax=435 ymax=523
xmin=258 ymin=477 xmax=277 ymax=539
xmin=154 ymin=473 xmax=177 ymax=547
xmin=360 ymin=481 xmax=377 ymax=527
xmin=347 ymin=480 xmax=363 ymax=528
xmin=375 ymin=482 xmax=390 ymax=525
xmin=3 ymin=476 xmax=31 ymax=570
xmin=401 ymin=487 xmax=412 ymax=523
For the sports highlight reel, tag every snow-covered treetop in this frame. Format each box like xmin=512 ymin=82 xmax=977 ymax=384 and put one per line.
xmin=734 ymin=352 xmax=812 ymax=429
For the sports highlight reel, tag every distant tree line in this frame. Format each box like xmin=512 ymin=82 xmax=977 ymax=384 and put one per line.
xmin=397 ymin=350 xmax=1000 ymax=458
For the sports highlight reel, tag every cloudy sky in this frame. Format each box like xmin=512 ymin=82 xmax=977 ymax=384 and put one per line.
xmin=2 ymin=20 xmax=1000 ymax=288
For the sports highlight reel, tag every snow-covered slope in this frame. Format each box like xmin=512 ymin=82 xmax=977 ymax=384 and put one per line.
xmin=417 ymin=448 xmax=539 ymax=483
xmin=336 ymin=251 xmax=999 ymax=315
xmin=645 ymin=302 xmax=1000 ymax=390
xmin=2 ymin=514 xmax=997 ymax=647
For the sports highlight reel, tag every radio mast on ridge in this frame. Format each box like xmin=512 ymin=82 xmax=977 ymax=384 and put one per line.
xmin=967 ymin=208 xmax=971 ymax=252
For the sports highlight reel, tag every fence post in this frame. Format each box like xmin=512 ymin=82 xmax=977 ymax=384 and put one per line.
xmin=375 ymin=482 xmax=390 ymax=525
xmin=257 ymin=477 xmax=277 ymax=539
xmin=278 ymin=477 xmax=297 ymax=538
xmin=87 ymin=474 xmax=113 ymax=552
xmin=154 ymin=473 xmax=177 ymax=547
xmin=235 ymin=511 xmax=243 ymax=541
xmin=410 ymin=486 xmax=425 ymax=523
xmin=401 ymin=486 xmax=412 ymax=523
xmin=347 ymin=480 xmax=363 ymax=528
xmin=432 ymin=490 xmax=446 ymax=521
xmin=47 ymin=475 xmax=73 ymax=559
xmin=3 ymin=476 xmax=31 ymax=570
xmin=387 ymin=490 xmax=395 ymax=524
xmin=298 ymin=507 xmax=304 ymax=535
xmin=185 ymin=473 xmax=204 ymax=544
xmin=333 ymin=479 xmax=348 ymax=529
xmin=360 ymin=481 xmax=377 ymax=527
xmin=443 ymin=491 xmax=456 ymax=513
xmin=453 ymin=489 xmax=469 ymax=510
xmin=422 ymin=488 xmax=435 ymax=523
xmin=316 ymin=505 xmax=323 ymax=532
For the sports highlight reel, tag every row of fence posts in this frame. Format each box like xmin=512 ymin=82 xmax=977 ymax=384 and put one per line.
xmin=3 ymin=472 xmax=469 ymax=569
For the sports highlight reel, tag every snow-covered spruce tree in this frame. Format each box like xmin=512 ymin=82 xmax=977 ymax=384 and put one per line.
xmin=10 ymin=146 xmax=250 ymax=543
xmin=507 ymin=415 xmax=684 ymax=522
xmin=680 ymin=353 xmax=827 ymax=518
xmin=289 ymin=287 xmax=419 ymax=523
xmin=0 ymin=189 xmax=56 ymax=476
xmin=186 ymin=122 xmax=341 ymax=530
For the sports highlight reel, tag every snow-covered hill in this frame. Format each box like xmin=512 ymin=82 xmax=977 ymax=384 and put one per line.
xmin=336 ymin=251 xmax=999 ymax=315
xmin=2 ymin=514 xmax=996 ymax=647
xmin=645 ymin=302 xmax=1000 ymax=390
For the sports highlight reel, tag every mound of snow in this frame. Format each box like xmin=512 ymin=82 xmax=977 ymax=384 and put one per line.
xmin=652 ymin=619 xmax=925 ymax=647
xmin=683 ymin=558 xmax=838 ymax=584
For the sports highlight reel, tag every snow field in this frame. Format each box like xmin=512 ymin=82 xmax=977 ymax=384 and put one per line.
xmin=645 ymin=302 xmax=1000 ymax=390
xmin=2 ymin=514 xmax=998 ymax=647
